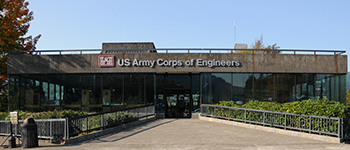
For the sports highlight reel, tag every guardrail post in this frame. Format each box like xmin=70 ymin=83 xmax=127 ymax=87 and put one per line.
xmin=101 ymin=114 xmax=104 ymax=128
xmin=263 ymin=112 xmax=265 ymax=126
xmin=244 ymin=110 xmax=246 ymax=123
xmin=284 ymin=114 xmax=287 ymax=130
xmin=309 ymin=116 xmax=311 ymax=133
xmin=86 ymin=117 xmax=88 ymax=133
xmin=50 ymin=120 xmax=53 ymax=143
xmin=7 ymin=121 xmax=11 ymax=135
xmin=338 ymin=118 xmax=341 ymax=138
xmin=214 ymin=106 xmax=216 ymax=117
xmin=228 ymin=108 xmax=231 ymax=120
xmin=14 ymin=121 xmax=17 ymax=136
xmin=64 ymin=118 xmax=67 ymax=140
xmin=341 ymin=118 xmax=344 ymax=139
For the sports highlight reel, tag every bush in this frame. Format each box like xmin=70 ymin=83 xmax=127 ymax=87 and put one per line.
xmin=0 ymin=112 xmax=7 ymax=120
xmin=218 ymin=99 xmax=349 ymax=118
xmin=347 ymin=88 xmax=350 ymax=108
xmin=0 ymin=109 xmax=89 ymax=120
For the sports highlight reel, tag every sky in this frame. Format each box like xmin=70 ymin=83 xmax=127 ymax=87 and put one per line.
xmin=25 ymin=0 xmax=350 ymax=71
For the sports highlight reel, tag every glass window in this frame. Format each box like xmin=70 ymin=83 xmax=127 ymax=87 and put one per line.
xmin=211 ymin=73 xmax=231 ymax=104
xmin=40 ymin=74 xmax=61 ymax=111
xmin=192 ymin=74 xmax=200 ymax=111
xmin=25 ymin=75 xmax=42 ymax=111
xmin=330 ymin=75 xmax=335 ymax=101
xmin=49 ymin=83 xmax=55 ymax=100
xmin=316 ymin=74 xmax=333 ymax=100
xmin=254 ymin=73 xmax=274 ymax=102
xmin=275 ymin=74 xmax=294 ymax=103
xmin=125 ymin=74 xmax=144 ymax=105
xmin=103 ymin=74 xmax=123 ymax=110
xmin=232 ymin=73 xmax=253 ymax=105
xmin=8 ymin=75 xmax=19 ymax=111
xmin=201 ymin=73 xmax=211 ymax=104
xmin=61 ymin=74 xmax=81 ymax=111
xmin=81 ymin=74 xmax=102 ymax=112
xmin=156 ymin=75 xmax=165 ymax=113
xmin=146 ymin=74 xmax=155 ymax=105
xmin=166 ymin=75 xmax=190 ymax=89
xmin=339 ymin=75 xmax=346 ymax=104
xmin=43 ymin=82 xmax=49 ymax=101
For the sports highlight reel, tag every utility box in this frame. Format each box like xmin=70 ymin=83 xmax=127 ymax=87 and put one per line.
xmin=21 ymin=118 xmax=38 ymax=148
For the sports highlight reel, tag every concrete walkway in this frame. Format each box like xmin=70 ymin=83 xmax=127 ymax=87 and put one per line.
xmin=3 ymin=119 xmax=350 ymax=150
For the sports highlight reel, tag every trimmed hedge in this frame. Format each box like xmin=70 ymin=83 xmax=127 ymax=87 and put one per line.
xmin=0 ymin=110 xmax=88 ymax=120
xmin=218 ymin=99 xmax=349 ymax=118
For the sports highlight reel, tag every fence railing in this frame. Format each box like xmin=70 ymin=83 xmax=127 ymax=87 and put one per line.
xmin=201 ymin=104 xmax=344 ymax=138
xmin=0 ymin=119 xmax=66 ymax=141
xmin=9 ymin=48 xmax=346 ymax=55
xmin=0 ymin=105 xmax=155 ymax=141
xmin=67 ymin=105 xmax=155 ymax=139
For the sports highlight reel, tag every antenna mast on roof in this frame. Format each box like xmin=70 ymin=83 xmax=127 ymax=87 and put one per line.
xmin=234 ymin=20 xmax=237 ymax=45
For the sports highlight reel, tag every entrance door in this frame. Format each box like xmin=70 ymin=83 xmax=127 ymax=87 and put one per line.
xmin=165 ymin=89 xmax=192 ymax=118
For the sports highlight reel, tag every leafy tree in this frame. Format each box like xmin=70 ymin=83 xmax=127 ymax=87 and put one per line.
xmin=0 ymin=0 xmax=41 ymax=112
xmin=347 ymin=88 xmax=350 ymax=108
xmin=235 ymin=35 xmax=280 ymax=53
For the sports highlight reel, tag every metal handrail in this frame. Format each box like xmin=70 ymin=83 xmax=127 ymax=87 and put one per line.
xmin=69 ymin=104 xmax=154 ymax=120
xmin=202 ymin=104 xmax=340 ymax=119
xmin=201 ymin=104 xmax=343 ymax=138
xmin=67 ymin=105 xmax=155 ymax=139
xmin=8 ymin=48 xmax=346 ymax=55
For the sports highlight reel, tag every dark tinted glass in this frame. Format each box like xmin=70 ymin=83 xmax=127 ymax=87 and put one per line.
xmin=232 ymin=73 xmax=253 ymax=105
xmin=211 ymin=73 xmax=231 ymax=104
xmin=61 ymin=74 xmax=81 ymax=111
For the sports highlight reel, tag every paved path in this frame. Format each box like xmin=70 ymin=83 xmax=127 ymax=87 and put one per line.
xmin=3 ymin=119 xmax=350 ymax=149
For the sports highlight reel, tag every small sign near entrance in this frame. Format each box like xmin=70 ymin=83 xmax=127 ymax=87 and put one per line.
xmin=98 ymin=55 xmax=115 ymax=67
xmin=10 ymin=112 xmax=18 ymax=124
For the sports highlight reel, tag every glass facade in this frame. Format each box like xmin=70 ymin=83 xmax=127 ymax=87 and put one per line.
xmin=200 ymin=73 xmax=346 ymax=105
xmin=9 ymin=74 xmax=155 ymax=112
xmin=8 ymin=73 xmax=346 ymax=112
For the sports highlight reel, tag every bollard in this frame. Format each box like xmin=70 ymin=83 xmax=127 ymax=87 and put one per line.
xmin=21 ymin=118 xmax=38 ymax=148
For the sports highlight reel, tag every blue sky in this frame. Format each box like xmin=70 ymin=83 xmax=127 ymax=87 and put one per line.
xmin=26 ymin=0 xmax=349 ymax=71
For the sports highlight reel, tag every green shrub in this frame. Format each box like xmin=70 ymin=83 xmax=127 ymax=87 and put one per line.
xmin=218 ymin=99 xmax=349 ymax=118
xmin=347 ymin=88 xmax=350 ymax=108
xmin=1 ymin=109 xmax=89 ymax=120
xmin=0 ymin=112 xmax=7 ymax=120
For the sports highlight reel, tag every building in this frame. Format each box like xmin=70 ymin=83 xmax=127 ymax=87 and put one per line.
xmin=7 ymin=42 xmax=348 ymax=118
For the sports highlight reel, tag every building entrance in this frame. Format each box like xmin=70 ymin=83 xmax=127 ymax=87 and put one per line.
xmin=164 ymin=89 xmax=192 ymax=118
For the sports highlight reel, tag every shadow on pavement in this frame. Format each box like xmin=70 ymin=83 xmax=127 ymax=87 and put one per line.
xmin=33 ymin=119 xmax=178 ymax=148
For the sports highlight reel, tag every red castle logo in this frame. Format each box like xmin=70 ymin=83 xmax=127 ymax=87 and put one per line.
xmin=98 ymin=55 xmax=115 ymax=67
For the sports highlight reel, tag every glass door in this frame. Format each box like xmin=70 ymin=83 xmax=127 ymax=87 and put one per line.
xmin=165 ymin=89 xmax=191 ymax=118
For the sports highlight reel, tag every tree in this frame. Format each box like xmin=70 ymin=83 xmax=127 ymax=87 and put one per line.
xmin=0 ymin=0 xmax=41 ymax=112
xmin=347 ymin=88 xmax=350 ymax=108
xmin=235 ymin=35 xmax=280 ymax=53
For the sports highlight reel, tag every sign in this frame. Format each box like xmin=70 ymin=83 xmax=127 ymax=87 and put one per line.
xmin=98 ymin=55 xmax=115 ymax=67
xmin=116 ymin=58 xmax=241 ymax=68
xmin=98 ymin=56 xmax=242 ymax=68
xmin=10 ymin=112 xmax=18 ymax=124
